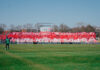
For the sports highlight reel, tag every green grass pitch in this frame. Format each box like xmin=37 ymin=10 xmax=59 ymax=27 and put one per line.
xmin=0 ymin=44 xmax=100 ymax=70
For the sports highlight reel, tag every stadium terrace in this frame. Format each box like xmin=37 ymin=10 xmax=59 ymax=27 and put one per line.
xmin=0 ymin=32 xmax=97 ymax=44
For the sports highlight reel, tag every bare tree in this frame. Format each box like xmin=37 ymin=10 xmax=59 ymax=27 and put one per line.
xmin=0 ymin=24 xmax=6 ymax=34
xmin=16 ymin=25 xmax=22 ymax=32
xmin=10 ymin=24 xmax=16 ymax=32
xmin=71 ymin=24 xmax=95 ymax=32
xmin=52 ymin=25 xmax=59 ymax=32
xmin=70 ymin=27 xmax=80 ymax=32
xmin=23 ymin=23 xmax=33 ymax=32
xmin=85 ymin=24 xmax=95 ymax=32
xmin=59 ymin=24 xmax=70 ymax=32
xmin=0 ymin=27 xmax=4 ymax=34
xmin=76 ymin=22 xmax=84 ymax=27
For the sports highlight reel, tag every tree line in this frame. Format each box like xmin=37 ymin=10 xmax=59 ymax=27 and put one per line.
xmin=52 ymin=24 xmax=95 ymax=32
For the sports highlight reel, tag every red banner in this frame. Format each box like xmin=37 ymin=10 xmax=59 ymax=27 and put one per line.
xmin=0 ymin=32 xmax=97 ymax=43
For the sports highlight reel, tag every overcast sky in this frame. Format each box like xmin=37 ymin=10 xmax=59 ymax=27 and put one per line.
xmin=0 ymin=0 xmax=100 ymax=27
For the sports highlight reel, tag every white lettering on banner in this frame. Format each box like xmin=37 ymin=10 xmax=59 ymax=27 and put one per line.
xmin=0 ymin=32 xmax=97 ymax=43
